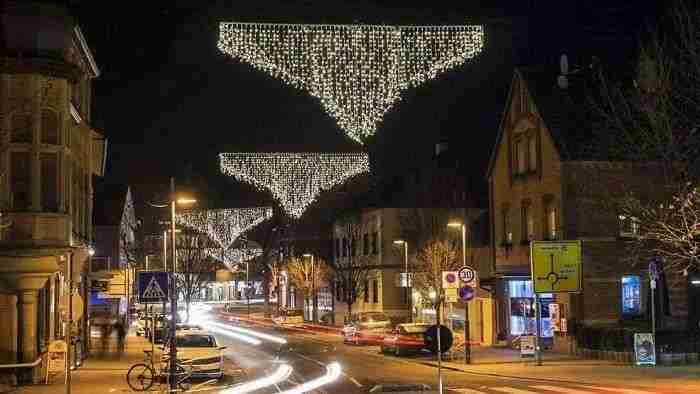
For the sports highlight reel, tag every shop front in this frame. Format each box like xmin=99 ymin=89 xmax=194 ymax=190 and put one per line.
xmin=498 ymin=278 xmax=555 ymax=347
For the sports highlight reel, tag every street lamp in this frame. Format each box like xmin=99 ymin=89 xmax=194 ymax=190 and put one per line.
xmin=168 ymin=178 xmax=196 ymax=392
xmin=447 ymin=221 xmax=470 ymax=364
xmin=393 ymin=240 xmax=411 ymax=322
xmin=303 ymin=253 xmax=316 ymax=323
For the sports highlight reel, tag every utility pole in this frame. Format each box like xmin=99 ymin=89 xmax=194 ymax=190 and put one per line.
xmin=168 ymin=177 xmax=178 ymax=392
xmin=65 ymin=252 xmax=73 ymax=394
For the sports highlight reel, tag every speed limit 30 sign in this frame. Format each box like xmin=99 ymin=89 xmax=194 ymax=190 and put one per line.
xmin=458 ymin=266 xmax=478 ymax=286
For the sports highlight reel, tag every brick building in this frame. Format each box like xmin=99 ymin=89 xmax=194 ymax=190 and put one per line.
xmin=486 ymin=66 xmax=686 ymax=351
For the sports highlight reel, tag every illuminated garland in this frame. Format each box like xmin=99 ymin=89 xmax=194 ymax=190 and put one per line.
xmin=206 ymin=247 xmax=263 ymax=270
xmin=218 ymin=22 xmax=484 ymax=143
xmin=219 ymin=152 xmax=369 ymax=218
xmin=176 ymin=208 xmax=273 ymax=251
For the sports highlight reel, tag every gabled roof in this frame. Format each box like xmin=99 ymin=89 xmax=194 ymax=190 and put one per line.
xmin=486 ymin=64 xmax=596 ymax=179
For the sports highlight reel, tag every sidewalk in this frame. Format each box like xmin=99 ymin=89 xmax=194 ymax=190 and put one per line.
xmin=426 ymin=347 xmax=700 ymax=393
xmin=18 ymin=333 xmax=151 ymax=394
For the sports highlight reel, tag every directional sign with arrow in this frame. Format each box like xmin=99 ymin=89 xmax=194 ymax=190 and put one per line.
xmin=531 ymin=241 xmax=582 ymax=293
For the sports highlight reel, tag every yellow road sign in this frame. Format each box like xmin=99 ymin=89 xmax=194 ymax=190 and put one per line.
xmin=530 ymin=240 xmax=582 ymax=293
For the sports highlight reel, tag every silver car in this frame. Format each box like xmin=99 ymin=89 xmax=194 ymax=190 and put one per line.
xmin=342 ymin=312 xmax=392 ymax=345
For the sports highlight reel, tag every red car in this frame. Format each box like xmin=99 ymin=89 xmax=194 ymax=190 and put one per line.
xmin=380 ymin=323 xmax=430 ymax=356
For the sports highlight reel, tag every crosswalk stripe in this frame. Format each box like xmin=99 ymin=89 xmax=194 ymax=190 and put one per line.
xmin=530 ymin=385 xmax=597 ymax=393
xmin=583 ymin=386 xmax=656 ymax=394
xmin=491 ymin=388 xmax=541 ymax=394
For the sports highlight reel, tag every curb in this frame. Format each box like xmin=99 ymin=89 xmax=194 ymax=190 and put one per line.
xmin=416 ymin=361 xmax=601 ymax=386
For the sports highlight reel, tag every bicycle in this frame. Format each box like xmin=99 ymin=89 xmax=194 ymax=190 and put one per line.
xmin=126 ymin=348 xmax=193 ymax=392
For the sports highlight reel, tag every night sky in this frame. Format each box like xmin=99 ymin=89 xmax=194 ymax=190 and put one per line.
xmin=69 ymin=0 xmax=662 ymax=209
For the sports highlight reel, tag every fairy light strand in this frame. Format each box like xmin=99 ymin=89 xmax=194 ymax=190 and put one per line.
xmin=219 ymin=152 xmax=370 ymax=219
xmin=217 ymin=23 xmax=484 ymax=143
xmin=176 ymin=208 xmax=273 ymax=251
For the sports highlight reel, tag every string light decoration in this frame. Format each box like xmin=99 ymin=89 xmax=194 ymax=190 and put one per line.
xmin=220 ymin=152 xmax=369 ymax=219
xmin=218 ymin=22 xmax=484 ymax=143
xmin=206 ymin=247 xmax=262 ymax=270
xmin=176 ymin=207 xmax=273 ymax=251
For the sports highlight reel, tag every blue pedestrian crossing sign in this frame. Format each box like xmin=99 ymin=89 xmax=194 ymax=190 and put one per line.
xmin=138 ymin=271 xmax=169 ymax=303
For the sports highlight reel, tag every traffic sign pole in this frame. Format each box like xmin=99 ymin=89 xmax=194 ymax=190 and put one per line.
xmin=535 ymin=292 xmax=542 ymax=366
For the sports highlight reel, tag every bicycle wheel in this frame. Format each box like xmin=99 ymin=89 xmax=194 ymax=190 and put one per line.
xmin=126 ymin=363 xmax=155 ymax=391
xmin=176 ymin=364 xmax=192 ymax=391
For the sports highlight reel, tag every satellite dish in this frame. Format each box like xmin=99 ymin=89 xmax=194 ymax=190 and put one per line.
xmin=558 ymin=54 xmax=570 ymax=89
xmin=560 ymin=54 xmax=569 ymax=75
xmin=557 ymin=75 xmax=569 ymax=89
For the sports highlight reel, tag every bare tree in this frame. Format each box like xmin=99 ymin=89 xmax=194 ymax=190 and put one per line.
xmin=245 ymin=213 xmax=289 ymax=318
xmin=175 ymin=229 xmax=221 ymax=322
xmin=331 ymin=217 xmax=372 ymax=321
xmin=589 ymin=1 xmax=700 ymax=274
xmin=411 ymin=239 xmax=460 ymax=310
xmin=285 ymin=256 xmax=333 ymax=322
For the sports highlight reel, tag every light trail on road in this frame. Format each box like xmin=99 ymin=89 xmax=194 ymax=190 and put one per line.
xmin=277 ymin=362 xmax=342 ymax=394
xmin=220 ymin=363 xmax=293 ymax=394
xmin=208 ymin=325 xmax=262 ymax=346
xmin=209 ymin=321 xmax=288 ymax=344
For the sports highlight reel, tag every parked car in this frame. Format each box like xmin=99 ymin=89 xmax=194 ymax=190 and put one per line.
xmin=380 ymin=323 xmax=431 ymax=356
xmin=273 ymin=309 xmax=305 ymax=328
xmin=176 ymin=323 xmax=204 ymax=332
xmin=342 ymin=312 xmax=392 ymax=345
xmin=166 ymin=331 xmax=226 ymax=379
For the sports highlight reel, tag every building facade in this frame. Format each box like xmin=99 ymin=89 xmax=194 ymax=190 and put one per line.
xmin=91 ymin=184 xmax=136 ymax=323
xmin=0 ymin=2 xmax=106 ymax=383
xmin=331 ymin=208 xmax=406 ymax=324
xmin=487 ymin=66 xmax=685 ymax=352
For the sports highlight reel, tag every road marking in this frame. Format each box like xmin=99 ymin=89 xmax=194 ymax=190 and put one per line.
xmin=491 ymin=388 xmax=541 ymax=394
xmin=530 ymin=385 xmax=597 ymax=393
xmin=583 ymin=386 xmax=656 ymax=394
xmin=447 ymin=388 xmax=488 ymax=393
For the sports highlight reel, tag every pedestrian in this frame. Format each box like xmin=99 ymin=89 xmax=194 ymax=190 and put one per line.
xmin=100 ymin=322 xmax=111 ymax=356
xmin=115 ymin=318 xmax=126 ymax=356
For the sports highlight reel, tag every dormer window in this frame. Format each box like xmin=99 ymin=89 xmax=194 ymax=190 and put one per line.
xmin=528 ymin=135 xmax=537 ymax=171
xmin=619 ymin=215 xmax=640 ymax=237
xmin=513 ymin=130 xmax=538 ymax=176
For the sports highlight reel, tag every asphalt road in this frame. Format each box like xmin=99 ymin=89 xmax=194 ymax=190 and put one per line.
xmin=202 ymin=311 xmax=663 ymax=394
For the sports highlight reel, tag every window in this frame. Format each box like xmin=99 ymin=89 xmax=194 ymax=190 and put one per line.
xmin=521 ymin=201 xmax=534 ymax=242
xmin=372 ymin=232 xmax=379 ymax=254
xmin=502 ymin=206 xmax=512 ymax=244
xmin=363 ymin=233 xmax=369 ymax=255
xmin=41 ymin=153 xmax=58 ymax=212
xmin=11 ymin=152 xmax=31 ymax=210
xmin=11 ymin=113 xmax=32 ymax=143
xmin=41 ymin=109 xmax=59 ymax=145
xmin=621 ymin=275 xmax=642 ymax=316
xmin=335 ymin=238 xmax=340 ymax=258
xmin=342 ymin=238 xmax=347 ymax=257
xmin=528 ymin=135 xmax=537 ymax=171
xmin=543 ymin=198 xmax=558 ymax=240
xmin=515 ymin=139 xmax=526 ymax=174
xmin=619 ymin=215 xmax=640 ymax=237
xmin=351 ymin=237 xmax=357 ymax=257
xmin=335 ymin=282 xmax=341 ymax=301
xmin=372 ymin=280 xmax=379 ymax=303
xmin=364 ymin=280 xmax=369 ymax=302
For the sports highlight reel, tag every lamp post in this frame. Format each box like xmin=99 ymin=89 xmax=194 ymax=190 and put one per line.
xmin=167 ymin=177 xmax=196 ymax=392
xmin=448 ymin=221 xmax=470 ymax=364
xmin=303 ymin=254 xmax=316 ymax=323
xmin=393 ymin=240 xmax=411 ymax=322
